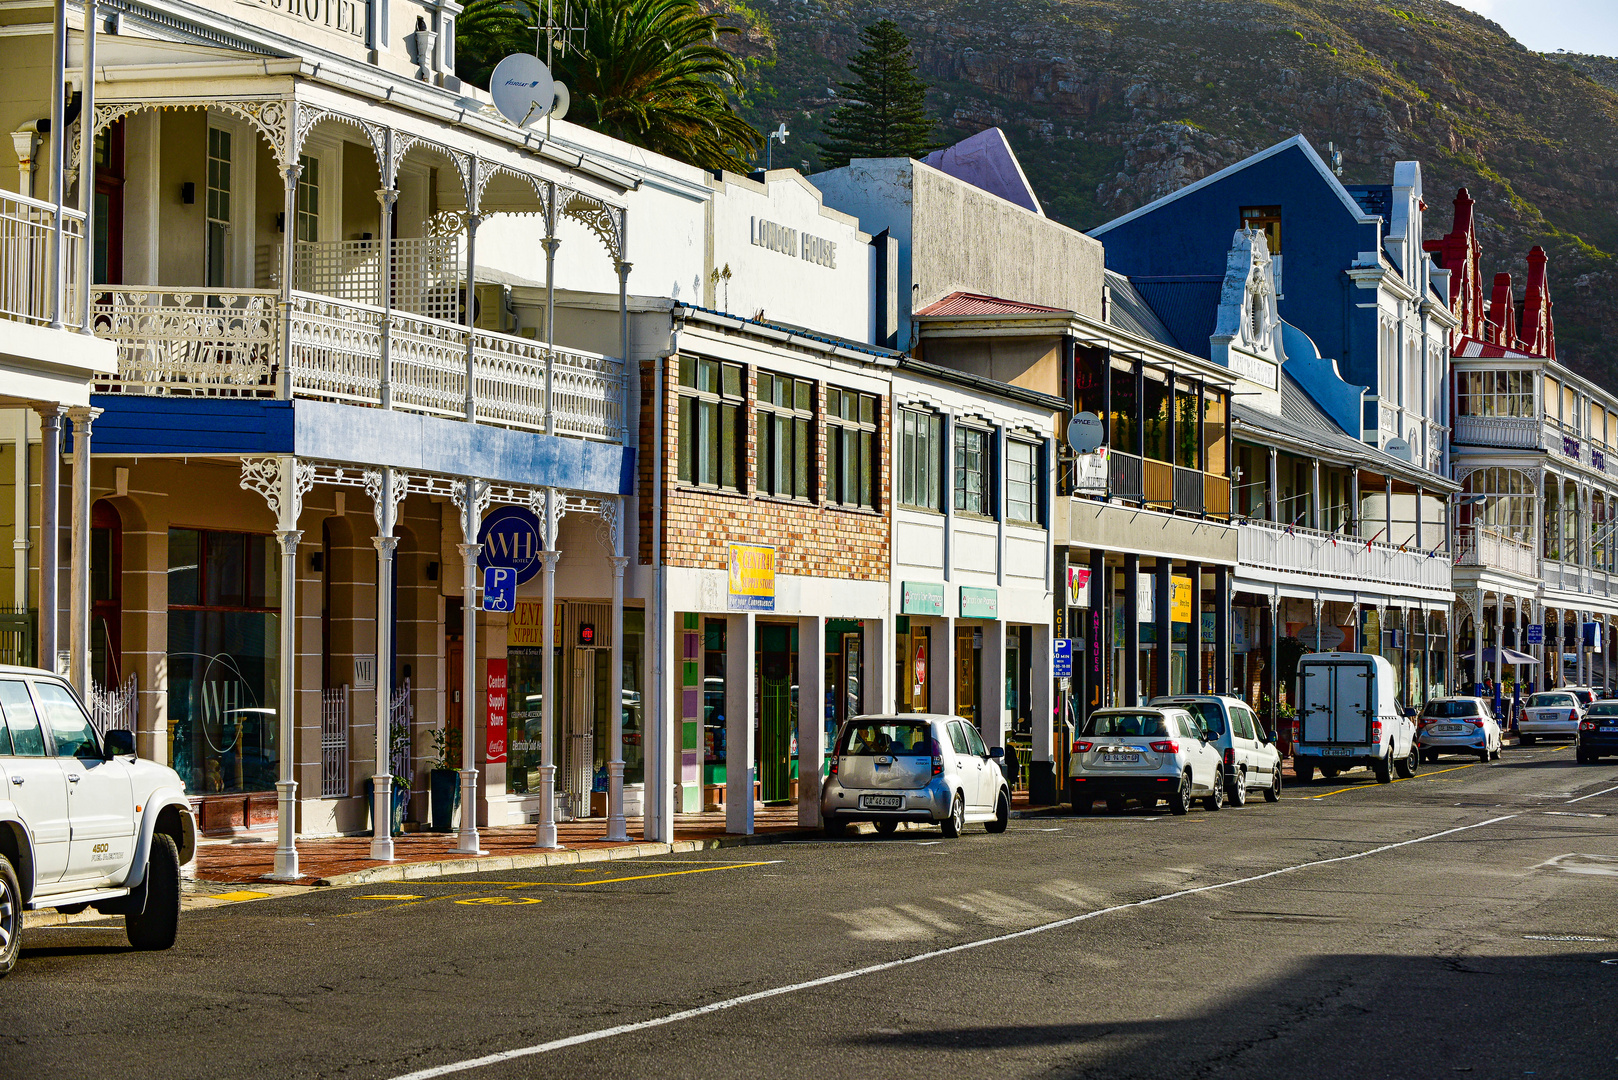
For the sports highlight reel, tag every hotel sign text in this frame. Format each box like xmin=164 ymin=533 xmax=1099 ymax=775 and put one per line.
xmin=240 ymin=0 xmax=367 ymax=42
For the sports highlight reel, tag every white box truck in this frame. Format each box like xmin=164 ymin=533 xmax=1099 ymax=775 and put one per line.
xmin=1293 ymin=652 xmax=1418 ymax=784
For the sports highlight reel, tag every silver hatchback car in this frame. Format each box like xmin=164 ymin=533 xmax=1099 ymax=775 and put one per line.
xmin=821 ymin=715 xmax=1011 ymax=838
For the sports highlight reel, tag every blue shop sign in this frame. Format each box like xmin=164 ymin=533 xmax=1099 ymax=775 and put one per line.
xmin=478 ymin=506 xmax=544 ymax=585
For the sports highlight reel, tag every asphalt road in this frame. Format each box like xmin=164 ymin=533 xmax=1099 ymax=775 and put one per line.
xmin=7 ymin=743 xmax=1618 ymax=1080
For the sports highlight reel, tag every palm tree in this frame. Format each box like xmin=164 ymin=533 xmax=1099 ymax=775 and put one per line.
xmin=458 ymin=0 xmax=762 ymax=172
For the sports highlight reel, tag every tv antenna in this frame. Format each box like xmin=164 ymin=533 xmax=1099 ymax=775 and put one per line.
xmin=529 ymin=0 xmax=589 ymax=71
xmin=765 ymin=122 xmax=789 ymax=170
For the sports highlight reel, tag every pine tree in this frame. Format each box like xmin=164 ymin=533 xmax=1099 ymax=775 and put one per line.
xmin=818 ymin=20 xmax=936 ymax=168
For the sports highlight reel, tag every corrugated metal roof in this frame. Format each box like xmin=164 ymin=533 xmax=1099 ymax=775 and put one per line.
xmin=1104 ymin=271 xmax=1180 ymax=348
xmin=1456 ymin=335 xmax=1539 ymax=360
xmin=1234 ymin=371 xmax=1432 ymax=482
xmin=1344 ymin=184 xmax=1392 ymax=224
xmin=915 ymin=291 xmax=1069 ymax=317
xmin=1129 ymin=278 xmax=1222 ymax=360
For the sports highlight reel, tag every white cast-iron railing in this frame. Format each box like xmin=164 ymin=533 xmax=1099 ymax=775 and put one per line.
xmin=389 ymin=677 xmax=413 ymax=784
xmin=1455 ymin=526 xmax=1538 ymax=578
xmin=293 ymin=236 xmax=462 ymax=324
xmin=1543 ymin=560 xmax=1618 ymax=599
xmin=91 ymin=287 xmax=624 ymax=440
xmin=1453 ymin=414 xmax=1540 ymax=449
xmin=0 ymin=191 xmax=83 ymax=327
xmin=89 ymin=674 xmax=138 ymax=735
xmin=1237 ymin=518 xmax=1451 ymax=591
xmin=321 ymin=684 xmax=350 ymax=798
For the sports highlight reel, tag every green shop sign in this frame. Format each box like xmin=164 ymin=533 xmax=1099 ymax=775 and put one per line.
xmin=901 ymin=582 xmax=945 ymax=616
xmin=959 ymin=587 xmax=998 ymax=620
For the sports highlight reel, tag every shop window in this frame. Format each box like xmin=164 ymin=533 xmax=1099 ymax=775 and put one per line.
xmin=898 ymin=408 xmax=942 ymax=511
xmin=826 ymin=388 xmax=877 ymax=509
xmin=756 ymin=371 xmax=813 ymax=500
xmin=677 ymin=357 xmax=745 ymax=491
xmin=1006 ymin=439 xmax=1040 ymax=525
xmin=166 ymin=528 xmax=280 ymax=796
xmin=1239 ymin=205 xmax=1282 ymax=254
xmin=954 ymin=426 xmax=991 ymax=517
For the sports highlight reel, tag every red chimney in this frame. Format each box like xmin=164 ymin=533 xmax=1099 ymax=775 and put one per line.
xmin=1520 ymin=246 xmax=1555 ymax=359
xmin=1487 ymin=273 xmax=1518 ymax=348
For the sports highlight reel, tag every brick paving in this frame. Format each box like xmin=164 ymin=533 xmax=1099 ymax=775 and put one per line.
xmin=194 ymin=793 xmax=1060 ymax=886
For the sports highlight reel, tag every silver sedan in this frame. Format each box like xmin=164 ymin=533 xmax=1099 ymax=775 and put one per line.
xmin=820 ymin=715 xmax=1011 ymax=838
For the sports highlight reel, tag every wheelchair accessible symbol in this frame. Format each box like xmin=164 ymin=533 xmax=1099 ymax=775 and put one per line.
xmin=483 ymin=566 xmax=517 ymax=612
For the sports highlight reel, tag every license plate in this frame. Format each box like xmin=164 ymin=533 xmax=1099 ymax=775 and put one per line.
xmin=1321 ymin=747 xmax=1353 ymax=756
xmin=861 ymin=795 xmax=902 ymax=809
xmin=1434 ymin=725 xmax=1461 ymax=734
xmin=1602 ymin=726 xmax=1618 ymax=733
xmin=1102 ymin=753 xmax=1141 ymax=764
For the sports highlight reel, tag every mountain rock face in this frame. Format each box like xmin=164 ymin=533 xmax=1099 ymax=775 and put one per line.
xmin=736 ymin=0 xmax=1618 ymax=380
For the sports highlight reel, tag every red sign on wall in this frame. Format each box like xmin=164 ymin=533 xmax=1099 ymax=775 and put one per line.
xmin=486 ymin=658 xmax=508 ymax=764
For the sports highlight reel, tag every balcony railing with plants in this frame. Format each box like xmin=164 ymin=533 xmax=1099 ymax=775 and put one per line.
xmin=90 ymin=288 xmax=624 ymax=441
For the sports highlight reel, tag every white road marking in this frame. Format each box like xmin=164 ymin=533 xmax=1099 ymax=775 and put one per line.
xmin=1537 ymin=853 xmax=1618 ymax=877
xmin=1565 ymin=784 xmax=1618 ymax=805
xmin=384 ymin=814 xmax=1518 ymax=1080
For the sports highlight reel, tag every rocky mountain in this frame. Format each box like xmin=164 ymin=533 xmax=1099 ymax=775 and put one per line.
xmin=731 ymin=0 xmax=1618 ymax=380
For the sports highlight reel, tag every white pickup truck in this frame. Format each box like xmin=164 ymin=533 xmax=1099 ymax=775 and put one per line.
xmin=0 ymin=666 xmax=196 ymax=976
xmin=1293 ymin=652 xmax=1419 ymax=784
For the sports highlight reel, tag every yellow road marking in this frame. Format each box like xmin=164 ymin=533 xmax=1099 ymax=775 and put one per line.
xmin=335 ymin=890 xmax=493 ymax=916
xmin=209 ymin=890 xmax=272 ymax=903
xmin=454 ymin=896 xmax=542 ymax=906
xmin=1304 ymin=760 xmax=1481 ymax=799
xmin=553 ymin=861 xmax=780 ymax=886
xmin=355 ymin=894 xmax=425 ymax=901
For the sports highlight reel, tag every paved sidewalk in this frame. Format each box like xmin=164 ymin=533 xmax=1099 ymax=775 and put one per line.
xmin=194 ymin=792 xmax=1064 ymax=886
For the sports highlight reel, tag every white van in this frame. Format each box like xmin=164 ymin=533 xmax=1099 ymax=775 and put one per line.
xmin=1293 ymin=652 xmax=1418 ymax=784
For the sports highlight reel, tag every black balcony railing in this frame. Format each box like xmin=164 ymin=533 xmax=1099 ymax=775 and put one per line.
xmin=1174 ymin=466 xmax=1204 ymax=516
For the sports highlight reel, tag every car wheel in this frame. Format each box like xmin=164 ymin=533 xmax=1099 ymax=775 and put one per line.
xmin=941 ymin=792 xmax=965 ymax=838
xmin=1264 ymin=763 xmax=1282 ymax=803
xmin=1228 ymin=768 xmax=1248 ymax=807
xmin=0 ymin=854 xmax=20 ymax=977
xmin=823 ymin=814 xmax=847 ymax=838
xmin=1520 ymin=734 xmax=1537 ymax=745
xmin=1169 ymin=770 xmax=1192 ymax=815
xmin=1204 ymin=769 xmax=1225 ymax=811
xmin=1396 ymin=746 xmax=1418 ymax=778
xmin=1295 ymin=759 xmax=1314 ymax=784
xmin=874 ymin=819 xmax=899 ymax=835
xmin=1491 ymin=745 xmax=1502 ymax=761
xmin=126 ymin=833 xmax=181 ymax=952
xmin=1105 ymin=793 xmax=1127 ymax=814
xmin=1320 ymin=767 xmax=1339 ymax=780
xmin=1071 ymin=795 xmax=1093 ymax=815
xmin=1479 ymin=747 xmax=1491 ymax=763
xmin=986 ymin=791 xmax=1009 ymax=834
xmin=1373 ymin=750 xmax=1393 ymax=784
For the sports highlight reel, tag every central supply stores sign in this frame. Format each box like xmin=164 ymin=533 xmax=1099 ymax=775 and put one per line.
xmin=508 ymin=600 xmax=562 ymax=648
xmin=728 ymin=543 xmax=776 ymax=611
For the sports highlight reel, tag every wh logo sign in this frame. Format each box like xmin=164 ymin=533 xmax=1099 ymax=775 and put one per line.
xmin=477 ymin=506 xmax=545 ymax=586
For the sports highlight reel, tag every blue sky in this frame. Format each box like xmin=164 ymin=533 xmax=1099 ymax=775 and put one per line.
xmin=1445 ymin=0 xmax=1618 ymax=56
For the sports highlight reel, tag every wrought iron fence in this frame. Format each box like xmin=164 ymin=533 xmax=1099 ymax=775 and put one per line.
xmin=321 ymin=684 xmax=350 ymax=798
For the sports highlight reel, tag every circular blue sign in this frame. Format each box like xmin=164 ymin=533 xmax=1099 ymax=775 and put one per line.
xmin=477 ymin=506 xmax=544 ymax=585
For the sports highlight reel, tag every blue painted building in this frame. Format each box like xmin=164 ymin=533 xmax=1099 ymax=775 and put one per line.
xmin=1092 ymin=136 xmax=1458 ymax=480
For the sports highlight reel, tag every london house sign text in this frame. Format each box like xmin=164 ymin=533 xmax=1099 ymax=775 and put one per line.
xmin=751 ymin=217 xmax=837 ymax=268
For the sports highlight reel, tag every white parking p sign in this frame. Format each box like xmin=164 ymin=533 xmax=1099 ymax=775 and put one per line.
xmin=1053 ymin=638 xmax=1073 ymax=678
xmin=483 ymin=565 xmax=516 ymax=612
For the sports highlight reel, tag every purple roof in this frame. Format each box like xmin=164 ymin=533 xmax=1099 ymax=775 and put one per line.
xmin=922 ymin=128 xmax=1043 ymax=215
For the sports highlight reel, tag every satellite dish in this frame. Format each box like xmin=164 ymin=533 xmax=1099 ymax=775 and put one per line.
xmin=489 ymin=54 xmax=556 ymax=128
xmin=1067 ymin=411 xmax=1105 ymax=454
xmin=1384 ymin=436 xmax=1411 ymax=462
xmin=551 ymin=82 xmax=570 ymax=122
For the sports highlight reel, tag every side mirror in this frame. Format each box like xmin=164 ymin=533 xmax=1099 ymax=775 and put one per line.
xmin=104 ymin=729 xmax=136 ymax=758
xmin=989 ymin=746 xmax=1005 ymax=759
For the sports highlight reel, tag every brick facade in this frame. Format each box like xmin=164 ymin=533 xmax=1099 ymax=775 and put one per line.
xmin=638 ymin=353 xmax=890 ymax=582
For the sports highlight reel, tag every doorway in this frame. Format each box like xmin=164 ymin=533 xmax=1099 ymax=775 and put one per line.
xmin=758 ymin=624 xmax=796 ymax=804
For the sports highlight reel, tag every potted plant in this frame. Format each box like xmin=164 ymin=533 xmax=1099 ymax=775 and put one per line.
xmin=428 ymin=726 xmax=461 ymax=833
xmin=365 ymin=719 xmax=414 ymax=837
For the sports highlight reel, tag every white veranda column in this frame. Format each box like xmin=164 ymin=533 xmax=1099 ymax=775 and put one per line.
xmin=453 ymin=478 xmax=491 ymax=855
xmin=604 ymin=499 xmax=630 ymax=842
xmin=725 ymin=611 xmax=756 ymax=835
xmin=367 ymin=466 xmax=405 ymax=862
xmin=535 ymin=489 xmax=562 ymax=849
xmin=66 ymin=406 xmax=99 ymax=696
xmin=796 ymin=615 xmax=826 ymax=827
xmin=36 ymin=407 xmax=63 ymax=671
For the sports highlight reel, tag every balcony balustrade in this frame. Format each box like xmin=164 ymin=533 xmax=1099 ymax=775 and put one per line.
xmin=90 ymin=287 xmax=624 ymax=441
xmin=0 ymin=191 xmax=83 ymax=327
xmin=1454 ymin=526 xmax=1538 ymax=578
xmin=1453 ymin=414 xmax=1540 ymax=449
xmin=1237 ymin=518 xmax=1450 ymax=591
xmin=291 ymin=236 xmax=462 ymax=324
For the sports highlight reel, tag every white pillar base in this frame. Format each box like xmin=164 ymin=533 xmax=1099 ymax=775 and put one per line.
xmin=453 ymin=768 xmax=484 ymax=854
xmin=602 ymin=759 xmax=629 ymax=841
xmin=534 ymin=763 xmax=561 ymax=848
xmin=266 ymin=779 xmax=300 ymax=881
xmin=370 ymin=774 xmax=395 ymax=861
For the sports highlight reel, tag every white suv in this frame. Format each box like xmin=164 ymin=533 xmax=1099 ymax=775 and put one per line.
xmin=1 ymin=666 xmax=196 ymax=976
xmin=1068 ymin=706 xmax=1226 ymax=815
xmin=1151 ymin=695 xmax=1283 ymax=805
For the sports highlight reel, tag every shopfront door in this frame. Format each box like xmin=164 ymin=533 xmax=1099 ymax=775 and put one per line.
xmin=758 ymin=625 xmax=794 ymax=803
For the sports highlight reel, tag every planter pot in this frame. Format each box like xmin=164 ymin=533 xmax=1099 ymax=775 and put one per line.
xmin=429 ymin=768 xmax=460 ymax=833
xmin=363 ymin=779 xmax=411 ymax=837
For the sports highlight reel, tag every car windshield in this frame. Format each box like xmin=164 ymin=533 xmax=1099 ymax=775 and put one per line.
xmin=837 ymin=722 xmax=933 ymax=756
xmin=1529 ymin=693 xmax=1576 ymax=708
xmin=1587 ymin=702 xmax=1618 ymax=717
xmin=1422 ymin=700 xmax=1479 ymax=718
xmin=1086 ymin=712 xmax=1171 ymax=738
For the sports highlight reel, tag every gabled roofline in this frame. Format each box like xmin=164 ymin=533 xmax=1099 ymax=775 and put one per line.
xmin=1088 ymin=135 xmax=1378 ymax=239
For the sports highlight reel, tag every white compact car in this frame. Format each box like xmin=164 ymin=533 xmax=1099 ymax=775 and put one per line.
xmin=1520 ymin=690 xmax=1583 ymax=745
xmin=1151 ymin=695 xmax=1283 ymax=805
xmin=1417 ymin=697 xmax=1501 ymax=762
xmin=821 ymin=715 xmax=1011 ymax=838
xmin=1069 ymin=706 xmax=1225 ymax=815
xmin=1 ymin=666 xmax=197 ymax=977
